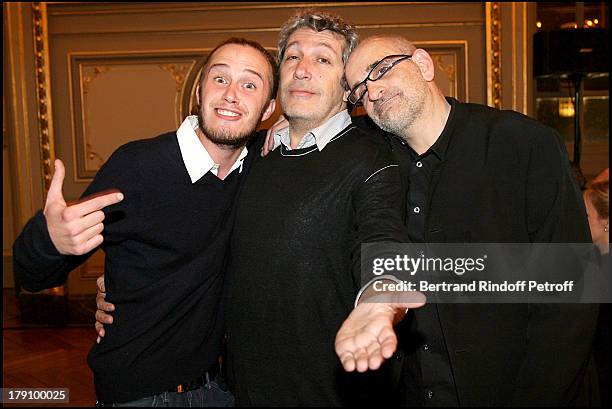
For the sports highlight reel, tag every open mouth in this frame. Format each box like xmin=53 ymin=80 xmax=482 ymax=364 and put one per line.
xmin=215 ymin=108 xmax=243 ymax=120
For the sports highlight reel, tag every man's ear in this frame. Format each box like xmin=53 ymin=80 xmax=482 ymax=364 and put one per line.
xmin=342 ymin=88 xmax=350 ymax=103
xmin=261 ymin=99 xmax=277 ymax=122
xmin=412 ymin=49 xmax=436 ymax=82
xmin=342 ymin=74 xmax=351 ymax=103
xmin=195 ymin=84 xmax=202 ymax=105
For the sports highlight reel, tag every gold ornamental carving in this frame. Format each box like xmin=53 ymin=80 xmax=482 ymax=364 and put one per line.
xmin=81 ymin=65 xmax=112 ymax=168
xmin=161 ymin=62 xmax=196 ymax=125
xmin=486 ymin=2 xmax=502 ymax=109
xmin=32 ymin=2 xmax=56 ymax=191
xmin=86 ymin=143 xmax=105 ymax=169
xmin=82 ymin=66 xmax=111 ymax=94
xmin=432 ymin=56 xmax=456 ymax=82
xmin=160 ymin=63 xmax=192 ymax=93
xmin=431 ymin=54 xmax=457 ymax=97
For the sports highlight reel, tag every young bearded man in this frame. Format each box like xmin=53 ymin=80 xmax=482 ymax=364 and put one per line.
xmin=13 ymin=38 xmax=277 ymax=407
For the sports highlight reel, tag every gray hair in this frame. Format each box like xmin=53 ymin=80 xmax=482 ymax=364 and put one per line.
xmin=277 ymin=9 xmax=359 ymax=89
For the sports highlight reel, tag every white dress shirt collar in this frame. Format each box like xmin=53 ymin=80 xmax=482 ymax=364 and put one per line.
xmin=176 ymin=115 xmax=248 ymax=183
xmin=273 ymin=109 xmax=352 ymax=151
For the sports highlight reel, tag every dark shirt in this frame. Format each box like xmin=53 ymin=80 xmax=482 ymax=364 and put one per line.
xmin=388 ymin=100 xmax=459 ymax=406
xmin=404 ymin=114 xmax=452 ymax=244
xmin=226 ymin=125 xmax=409 ymax=406
xmin=13 ymin=132 xmax=250 ymax=403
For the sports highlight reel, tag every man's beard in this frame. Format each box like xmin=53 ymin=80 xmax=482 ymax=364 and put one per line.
xmin=198 ymin=106 xmax=264 ymax=148
xmin=199 ymin=122 xmax=252 ymax=148
xmin=280 ymin=95 xmax=318 ymax=125
xmin=372 ymin=90 xmax=424 ymax=137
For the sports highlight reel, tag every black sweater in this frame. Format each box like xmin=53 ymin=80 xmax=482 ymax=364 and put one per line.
xmin=13 ymin=132 xmax=249 ymax=403
xmin=225 ymin=125 xmax=410 ymax=406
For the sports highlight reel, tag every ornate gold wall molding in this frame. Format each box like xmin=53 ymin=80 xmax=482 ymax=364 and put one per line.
xmin=432 ymin=54 xmax=457 ymax=95
xmin=5 ymin=2 xmax=36 ymax=228
xmin=160 ymin=63 xmax=192 ymax=93
xmin=181 ymin=53 xmax=212 ymax=119
xmin=433 ymin=56 xmax=456 ymax=82
xmin=32 ymin=2 xmax=56 ymax=192
xmin=80 ymin=66 xmax=111 ymax=170
xmin=514 ymin=2 xmax=530 ymax=115
xmin=82 ymin=66 xmax=111 ymax=94
xmin=161 ymin=62 xmax=196 ymax=125
xmin=486 ymin=2 xmax=502 ymax=109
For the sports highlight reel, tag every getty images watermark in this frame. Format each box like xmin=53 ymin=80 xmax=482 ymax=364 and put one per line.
xmin=361 ymin=243 xmax=611 ymax=303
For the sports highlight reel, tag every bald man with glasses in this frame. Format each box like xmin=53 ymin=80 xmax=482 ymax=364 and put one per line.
xmin=347 ymin=54 xmax=413 ymax=106
xmin=336 ymin=35 xmax=599 ymax=406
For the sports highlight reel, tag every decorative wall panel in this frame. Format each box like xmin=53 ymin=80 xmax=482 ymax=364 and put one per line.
xmin=69 ymin=53 xmax=202 ymax=179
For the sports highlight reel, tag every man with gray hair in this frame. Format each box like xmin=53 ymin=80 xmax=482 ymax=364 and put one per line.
xmin=223 ymin=11 xmax=422 ymax=406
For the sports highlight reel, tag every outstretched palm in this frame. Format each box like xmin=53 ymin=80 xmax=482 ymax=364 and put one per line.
xmin=335 ymin=297 xmax=425 ymax=372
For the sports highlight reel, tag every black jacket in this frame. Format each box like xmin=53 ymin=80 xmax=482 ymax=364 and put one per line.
xmin=355 ymin=99 xmax=598 ymax=406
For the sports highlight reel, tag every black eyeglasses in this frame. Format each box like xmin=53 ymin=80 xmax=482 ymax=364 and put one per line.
xmin=347 ymin=54 xmax=412 ymax=105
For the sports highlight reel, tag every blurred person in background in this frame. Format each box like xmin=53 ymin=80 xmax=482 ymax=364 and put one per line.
xmin=584 ymin=168 xmax=610 ymax=406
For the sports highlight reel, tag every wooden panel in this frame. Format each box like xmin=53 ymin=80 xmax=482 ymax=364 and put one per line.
xmin=46 ymin=2 xmax=485 ymax=35
xmin=68 ymin=52 xmax=202 ymax=179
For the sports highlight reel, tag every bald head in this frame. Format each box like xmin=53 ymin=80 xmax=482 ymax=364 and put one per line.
xmin=359 ymin=35 xmax=417 ymax=58
xmin=345 ymin=34 xmax=449 ymax=150
xmin=345 ymin=35 xmax=421 ymax=94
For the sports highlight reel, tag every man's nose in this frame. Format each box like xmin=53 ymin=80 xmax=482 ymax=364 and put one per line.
xmin=223 ymin=82 xmax=239 ymax=103
xmin=293 ymin=59 xmax=312 ymax=80
xmin=367 ymin=82 xmax=385 ymax=101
